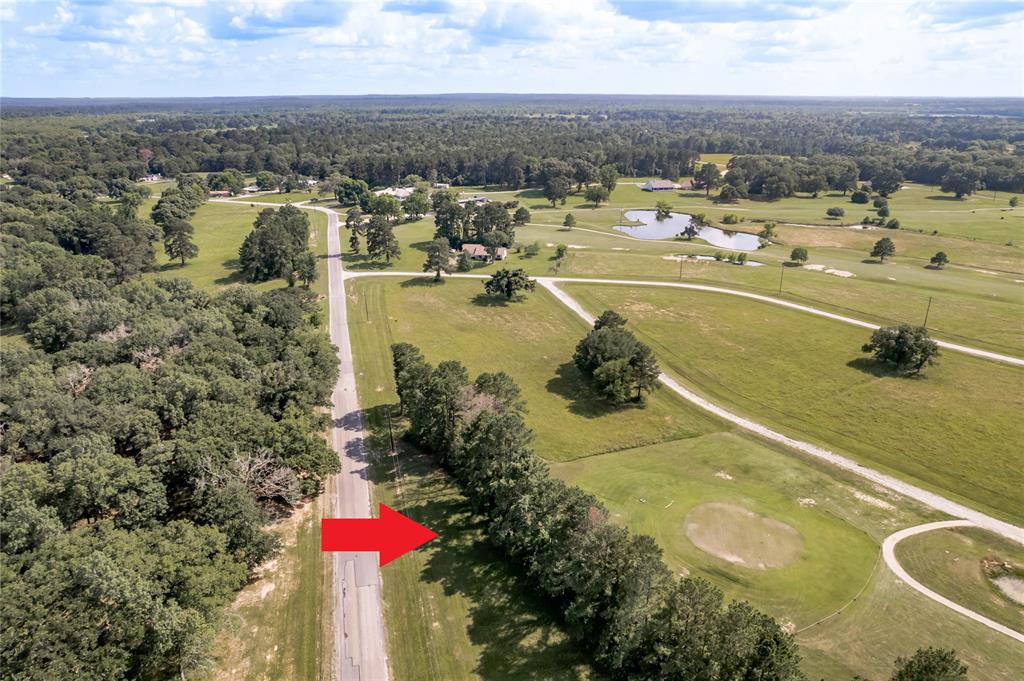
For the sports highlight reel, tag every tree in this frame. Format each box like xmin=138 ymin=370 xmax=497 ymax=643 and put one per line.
xmin=598 ymin=164 xmax=619 ymax=194
xmin=694 ymin=163 xmax=723 ymax=196
xmin=457 ymin=250 xmax=472 ymax=272
xmin=238 ymin=206 xmax=311 ymax=283
xmin=717 ymin=185 xmax=742 ymax=203
xmin=368 ymin=193 xmax=403 ymax=222
xmin=825 ymin=207 xmax=845 ymax=218
xmin=421 ymin=237 xmax=452 ymax=281
xmin=513 ymin=206 xmax=531 ymax=225
xmin=594 ymin=309 xmax=627 ymax=330
xmin=878 ymin=205 xmax=891 ymax=220
xmin=940 ymin=164 xmax=984 ymax=199
xmin=163 ymin=218 xmax=198 ymax=266
xmin=870 ymin=167 xmax=904 ymax=196
xmin=862 ymin=325 xmax=940 ymax=375
xmin=790 ymin=247 xmax=808 ymax=264
xmin=483 ymin=268 xmax=536 ymax=300
xmin=1010 ymin=196 xmax=1019 ymax=208
xmin=365 ymin=215 xmax=401 ymax=262
xmin=851 ymin=189 xmax=870 ymax=204
xmin=627 ymin=344 xmax=660 ymax=402
xmin=555 ymin=243 xmax=568 ymax=259
xmin=930 ymin=251 xmax=949 ymax=269
xmin=255 ymin=171 xmax=281 ymax=192
xmin=655 ymin=200 xmax=672 ymax=220
xmin=890 ymin=648 xmax=967 ymax=681
xmin=585 ymin=184 xmax=610 ymax=207
xmin=543 ymin=176 xmax=571 ymax=207
xmin=481 ymin=231 xmax=507 ymax=260
xmin=871 ymin=237 xmax=896 ymax=262
xmin=335 ymin=177 xmax=370 ymax=208
xmin=563 ymin=213 xmax=577 ymax=230
xmin=404 ymin=189 xmax=431 ymax=218
xmin=295 ymin=250 xmax=318 ymax=288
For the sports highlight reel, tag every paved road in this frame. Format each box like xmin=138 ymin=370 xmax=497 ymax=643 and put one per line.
xmin=318 ymin=204 xmax=391 ymax=681
xmin=881 ymin=521 xmax=1024 ymax=643
xmin=219 ymin=198 xmax=391 ymax=679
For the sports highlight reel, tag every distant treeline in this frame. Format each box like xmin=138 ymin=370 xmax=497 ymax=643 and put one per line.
xmin=2 ymin=100 xmax=1022 ymax=193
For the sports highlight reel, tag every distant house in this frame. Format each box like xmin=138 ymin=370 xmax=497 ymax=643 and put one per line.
xmin=303 ymin=178 xmax=318 ymax=187
xmin=374 ymin=186 xmax=415 ymax=200
xmin=433 ymin=182 xmax=450 ymax=189
xmin=860 ymin=180 xmax=873 ymax=190
xmin=643 ymin=179 xmax=678 ymax=191
xmin=140 ymin=173 xmax=163 ymax=183
xmin=461 ymin=243 xmax=507 ymax=261
xmin=208 ymin=189 xmax=232 ymax=197
xmin=678 ymin=179 xmax=695 ymax=190
xmin=241 ymin=184 xmax=261 ymax=194
xmin=458 ymin=196 xmax=492 ymax=207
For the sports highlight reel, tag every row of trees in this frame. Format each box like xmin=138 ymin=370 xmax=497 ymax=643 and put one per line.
xmin=390 ymin=344 xmax=802 ymax=680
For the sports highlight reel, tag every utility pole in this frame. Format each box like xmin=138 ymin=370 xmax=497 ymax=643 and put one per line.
xmin=923 ymin=296 xmax=933 ymax=328
xmin=778 ymin=265 xmax=785 ymax=296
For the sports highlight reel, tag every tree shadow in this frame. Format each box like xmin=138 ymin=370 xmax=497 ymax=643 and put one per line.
xmin=860 ymin=259 xmax=884 ymax=265
xmin=545 ymin=362 xmax=640 ymax=418
xmin=399 ymin=277 xmax=442 ymax=288
xmin=471 ymin=293 xmax=515 ymax=307
xmin=342 ymin=255 xmax=394 ymax=271
xmin=781 ymin=261 xmax=803 ymax=268
xmin=924 ymin=195 xmax=962 ymax=201
xmin=214 ymin=258 xmax=248 ymax=285
xmin=409 ymin=240 xmax=434 ymax=253
xmin=401 ymin=486 xmax=594 ymax=680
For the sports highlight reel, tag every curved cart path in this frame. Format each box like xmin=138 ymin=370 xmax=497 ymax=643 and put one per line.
xmin=345 ymin=269 xmax=1024 ymax=546
xmin=882 ymin=521 xmax=1024 ymax=643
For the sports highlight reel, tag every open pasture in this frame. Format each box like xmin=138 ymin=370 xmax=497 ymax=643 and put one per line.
xmin=566 ymin=282 xmax=1024 ymax=523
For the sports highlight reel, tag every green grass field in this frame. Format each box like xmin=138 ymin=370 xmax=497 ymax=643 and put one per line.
xmin=345 ymin=273 xmax=1024 ymax=681
xmin=336 ymin=209 xmax=1024 ymax=354
xmin=566 ymin=283 xmax=1024 ymax=523
xmin=228 ymin=191 xmax=321 ymax=204
xmin=895 ymin=526 xmax=1024 ymax=633
xmin=346 ymin=277 xmax=720 ymax=461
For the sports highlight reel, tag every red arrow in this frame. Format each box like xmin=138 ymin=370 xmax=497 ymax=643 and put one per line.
xmin=321 ymin=503 xmax=438 ymax=566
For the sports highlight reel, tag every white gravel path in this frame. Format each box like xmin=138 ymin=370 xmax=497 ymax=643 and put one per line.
xmin=882 ymin=521 xmax=1024 ymax=643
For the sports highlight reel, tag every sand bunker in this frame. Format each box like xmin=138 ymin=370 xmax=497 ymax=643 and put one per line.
xmin=684 ymin=502 xmax=803 ymax=570
xmin=993 ymin=576 xmax=1024 ymax=605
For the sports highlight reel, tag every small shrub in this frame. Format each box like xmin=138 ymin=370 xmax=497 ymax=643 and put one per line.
xmin=555 ymin=244 xmax=568 ymax=259
xmin=851 ymin=190 xmax=870 ymax=204
xmin=713 ymin=251 xmax=725 ymax=261
xmin=525 ymin=241 xmax=541 ymax=257
xmin=737 ymin=253 xmax=748 ymax=265
xmin=722 ymin=213 xmax=739 ymax=225
xmin=825 ymin=207 xmax=845 ymax=218
xmin=886 ymin=219 xmax=901 ymax=229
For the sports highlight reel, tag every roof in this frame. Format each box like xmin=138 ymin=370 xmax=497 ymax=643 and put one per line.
xmin=458 ymin=196 xmax=492 ymax=206
xmin=462 ymin=243 xmax=507 ymax=257
xmin=374 ymin=187 xmax=414 ymax=199
xmin=643 ymin=179 xmax=677 ymax=190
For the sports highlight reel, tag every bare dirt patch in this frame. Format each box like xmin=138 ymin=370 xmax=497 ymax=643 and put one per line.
xmin=683 ymin=502 xmax=803 ymax=570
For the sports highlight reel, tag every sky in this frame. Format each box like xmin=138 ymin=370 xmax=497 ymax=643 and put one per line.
xmin=1 ymin=0 xmax=1022 ymax=98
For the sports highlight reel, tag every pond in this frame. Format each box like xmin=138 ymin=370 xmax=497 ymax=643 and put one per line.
xmin=614 ymin=210 xmax=762 ymax=251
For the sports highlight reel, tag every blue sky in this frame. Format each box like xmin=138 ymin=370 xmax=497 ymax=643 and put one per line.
xmin=1 ymin=0 xmax=1021 ymax=98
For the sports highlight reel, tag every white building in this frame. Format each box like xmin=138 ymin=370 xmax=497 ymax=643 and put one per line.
xmin=374 ymin=187 xmax=415 ymax=200
xmin=642 ymin=179 xmax=678 ymax=191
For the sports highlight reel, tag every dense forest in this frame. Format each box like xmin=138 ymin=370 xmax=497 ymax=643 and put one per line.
xmin=0 ymin=96 xmax=1015 ymax=679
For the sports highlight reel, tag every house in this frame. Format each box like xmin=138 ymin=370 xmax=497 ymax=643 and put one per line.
xmin=208 ymin=189 xmax=232 ymax=197
xmin=303 ymin=178 xmax=318 ymax=187
xmin=140 ymin=173 xmax=163 ymax=183
xmin=458 ymin=196 xmax=492 ymax=207
xmin=678 ymin=179 xmax=695 ymax=190
xmin=642 ymin=179 xmax=678 ymax=191
xmin=461 ymin=243 xmax=507 ymax=261
xmin=374 ymin=186 xmax=415 ymax=200
xmin=241 ymin=184 xmax=261 ymax=194
xmin=433 ymin=182 xmax=450 ymax=189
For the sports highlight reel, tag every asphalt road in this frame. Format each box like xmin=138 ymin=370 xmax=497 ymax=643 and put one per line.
xmin=322 ymin=205 xmax=390 ymax=681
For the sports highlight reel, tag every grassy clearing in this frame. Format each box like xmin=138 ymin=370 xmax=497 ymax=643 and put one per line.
xmin=210 ymin=501 xmax=329 ymax=681
xmin=150 ymin=201 xmax=330 ymax=302
xmin=348 ymin=281 xmax=595 ymax=681
xmin=566 ymin=283 xmax=1024 ymax=523
xmin=335 ymin=210 xmax=1023 ymax=354
xmin=228 ymin=191 xmax=321 ymax=204
xmin=346 ymin=276 xmax=1024 ymax=681
xmin=346 ymin=277 xmax=719 ymax=461
xmin=895 ymin=526 xmax=1024 ymax=633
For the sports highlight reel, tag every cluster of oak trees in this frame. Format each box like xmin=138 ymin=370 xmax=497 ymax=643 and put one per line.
xmin=390 ymin=343 xmax=803 ymax=680
xmin=238 ymin=205 xmax=318 ymax=287
xmin=574 ymin=311 xmax=661 ymax=404
xmin=1 ymin=176 xmax=339 ymax=678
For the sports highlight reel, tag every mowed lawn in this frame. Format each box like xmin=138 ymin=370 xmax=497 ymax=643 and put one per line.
xmin=566 ymin=283 xmax=1024 ymax=523
xmin=895 ymin=526 xmax=1024 ymax=633
xmin=345 ymin=275 xmax=1024 ymax=681
xmin=551 ymin=437 xmax=1024 ymax=681
xmin=346 ymin=277 xmax=721 ymax=461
